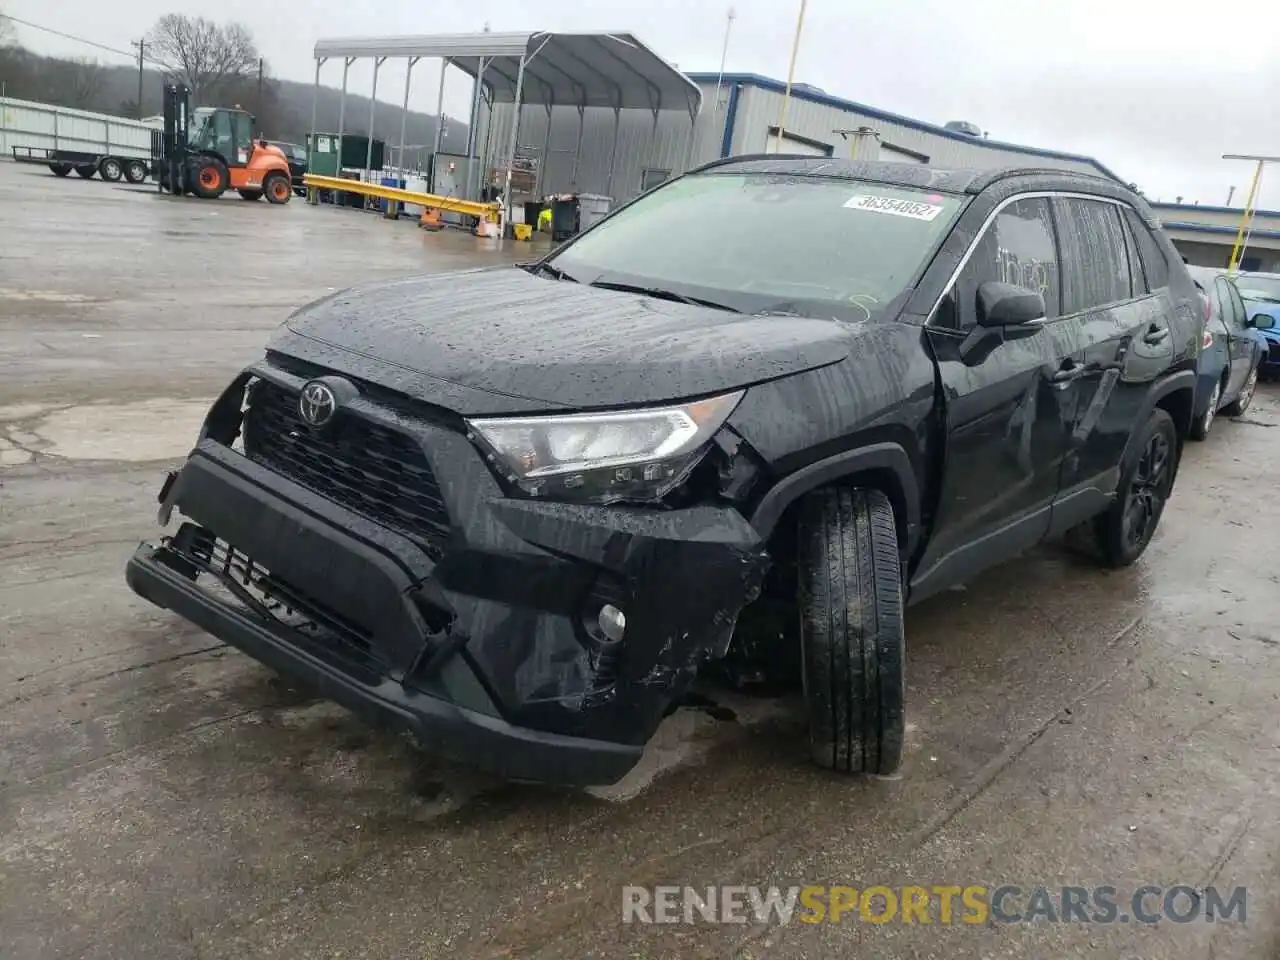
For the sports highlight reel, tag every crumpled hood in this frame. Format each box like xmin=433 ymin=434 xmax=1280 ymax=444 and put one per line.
xmin=273 ymin=268 xmax=849 ymax=413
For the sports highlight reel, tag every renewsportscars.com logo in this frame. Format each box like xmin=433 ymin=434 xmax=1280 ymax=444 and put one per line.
xmin=622 ymin=885 xmax=1247 ymax=926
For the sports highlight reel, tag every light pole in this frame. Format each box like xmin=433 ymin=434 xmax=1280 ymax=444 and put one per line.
xmin=712 ymin=7 xmax=736 ymax=116
xmin=773 ymin=0 xmax=808 ymax=153
xmin=1222 ymin=153 xmax=1280 ymax=272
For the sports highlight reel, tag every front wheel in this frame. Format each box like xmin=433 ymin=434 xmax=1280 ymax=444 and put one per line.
xmin=264 ymin=172 xmax=291 ymax=204
xmin=190 ymin=158 xmax=228 ymax=199
xmin=1093 ymin=408 xmax=1178 ymax=568
xmin=797 ymin=487 xmax=905 ymax=776
xmin=49 ymin=164 xmax=72 ymax=177
xmin=74 ymin=165 xmax=96 ymax=179
xmin=1222 ymin=365 xmax=1258 ymax=417
xmin=99 ymin=157 xmax=123 ymax=182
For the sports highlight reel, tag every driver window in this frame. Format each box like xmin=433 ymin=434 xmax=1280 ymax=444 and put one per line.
xmin=941 ymin=197 xmax=1061 ymax=329
xmin=211 ymin=110 xmax=233 ymax=157
xmin=230 ymin=113 xmax=254 ymax=155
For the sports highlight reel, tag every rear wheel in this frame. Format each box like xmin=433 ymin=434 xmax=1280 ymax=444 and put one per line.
xmin=237 ymin=189 xmax=263 ymax=201
xmin=264 ymin=172 xmax=291 ymax=204
xmin=1093 ymin=408 xmax=1178 ymax=568
xmin=49 ymin=164 xmax=72 ymax=177
xmin=797 ymin=487 xmax=905 ymax=776
xmin=1189 ymin=378 xmax=1221 ymax=440
xmin=191 ymin=158 xmax=228 ymax=199
xmin=123 ymin=159 xmax=148 ymax=184
xmin=1222 ymin=365 xmax=1258 ymax=417
xmin=74 ymin=165 xmax=96 ymax=179
xmin=98 ymin=157 xmax=123 ymax=182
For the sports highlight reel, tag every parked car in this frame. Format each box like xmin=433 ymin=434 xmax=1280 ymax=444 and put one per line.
xmin=125 ymin=159 xmax=1200 ymax=786
xmin=1185 ymin=266 xmax=1264 ymax=438
xmin=267 ymin=141 xmax=307 ymax=195
xmin=1232 ymin=271 xmax=1280 ymax=379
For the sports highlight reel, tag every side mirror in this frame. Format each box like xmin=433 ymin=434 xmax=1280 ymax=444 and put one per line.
xmin=976 ymin=281 xmax=1047 ymax=328
xmin=1250 ymin=314 xmax=1276 ymax=330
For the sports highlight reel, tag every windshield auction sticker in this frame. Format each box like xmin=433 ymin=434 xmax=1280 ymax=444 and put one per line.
xmin=843 ymin=194 xmax=944 ymax=220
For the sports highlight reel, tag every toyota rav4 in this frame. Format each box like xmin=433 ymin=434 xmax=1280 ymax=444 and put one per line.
xmin=126 ymin=158 xmax=1200 ymax=785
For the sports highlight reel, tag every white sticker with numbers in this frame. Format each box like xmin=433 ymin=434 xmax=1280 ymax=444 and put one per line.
xmin=843 ymin=194 xmax=944 ymax=221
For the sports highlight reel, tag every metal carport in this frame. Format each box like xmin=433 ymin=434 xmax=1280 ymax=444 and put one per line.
xmin=310 ymin=32 xmax=702 ymax=230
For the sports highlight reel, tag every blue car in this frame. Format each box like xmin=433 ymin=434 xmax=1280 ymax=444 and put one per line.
xmin=1233 ymin=271 xmax=1280 ymax=379
xmin=1185 ymin=266 xmax=1266 ymax=439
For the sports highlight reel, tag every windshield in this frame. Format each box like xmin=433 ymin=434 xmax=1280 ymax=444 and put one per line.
xmin=1235 ymin=274 xmax=1280 ymax=304
xmin=546 ymin=173 xmax=965 ymax=320
xmin=188 ymin=108 xmax=215 ymax=150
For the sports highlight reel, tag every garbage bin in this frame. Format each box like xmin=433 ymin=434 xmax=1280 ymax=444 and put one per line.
xmin=577 ymin=194 xmax=612 ymax=232
xmin=551 ymin=198 xmax=580 ymax=241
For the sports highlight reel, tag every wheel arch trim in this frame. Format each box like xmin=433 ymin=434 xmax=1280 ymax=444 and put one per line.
xmin=748 ymin=442 xmax=921 ymax=552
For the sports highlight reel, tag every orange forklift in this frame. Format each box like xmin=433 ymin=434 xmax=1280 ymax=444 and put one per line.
xmin=151 ymin=82 xmax=293 ymax=203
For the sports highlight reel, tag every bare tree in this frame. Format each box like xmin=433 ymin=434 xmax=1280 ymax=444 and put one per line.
xmin=147 ymin=14 xmax=258 ymax=103
xmin=58 ymin=58 xmax=104 ymax=109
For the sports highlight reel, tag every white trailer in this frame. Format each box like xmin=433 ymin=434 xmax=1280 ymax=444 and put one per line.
xmin=0 ymin=96 xmax=157 ymax=182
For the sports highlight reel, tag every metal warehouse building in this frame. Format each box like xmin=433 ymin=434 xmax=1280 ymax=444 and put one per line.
xmin=478 ymin=70 xmax=1122 ymax=204
xmin=1148 ymin=203 xmax=1280 ymax=273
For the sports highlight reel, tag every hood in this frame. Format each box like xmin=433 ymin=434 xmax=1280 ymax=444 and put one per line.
xmin=272 ymin=268 xmax=849 ymax=414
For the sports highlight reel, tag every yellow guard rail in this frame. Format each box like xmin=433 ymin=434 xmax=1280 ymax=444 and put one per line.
xmin=302 ymin=174 xmax=502 ymax=223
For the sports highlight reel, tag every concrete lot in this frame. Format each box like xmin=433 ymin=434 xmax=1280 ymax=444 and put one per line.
xmin=2 ymin=159 xmax=1280 ymax=959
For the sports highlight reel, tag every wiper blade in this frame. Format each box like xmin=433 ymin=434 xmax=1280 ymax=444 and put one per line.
xmin=588 ymin=280 xmax=740 ymax=312
xmin=531 ymin=262 xmax=577 ymax=282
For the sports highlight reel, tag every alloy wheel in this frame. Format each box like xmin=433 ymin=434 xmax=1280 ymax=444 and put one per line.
xmin=1122 ymin=432 xmax=1171 ymax=553
xmin=1201 ymin=381 xmax=1220 ymax=435
xmin=1238 ymin=368 xmax=1257 ymax=413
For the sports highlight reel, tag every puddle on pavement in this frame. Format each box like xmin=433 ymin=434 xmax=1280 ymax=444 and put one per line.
xmin=0 ymin=288 xmax=97 ymax=302
xmin=0 ymin=398 xmax=209 ymax=463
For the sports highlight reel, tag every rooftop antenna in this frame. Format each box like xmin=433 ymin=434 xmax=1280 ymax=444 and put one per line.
xmin=712 ymin=7 xmax=736 ymax=115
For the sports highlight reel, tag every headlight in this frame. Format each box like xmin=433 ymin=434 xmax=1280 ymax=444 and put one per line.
xmin=466 ymin=391 xmax=743 ymax=504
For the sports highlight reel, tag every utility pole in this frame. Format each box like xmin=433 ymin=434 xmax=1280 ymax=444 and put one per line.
xmin=1222 ymin=153 xmax=1280 ymax=272
xmin=131 ymin=39 xmax=148 ymax=119
xmin=712 ymin=7 xmax=736 ymax=115
xmin=773 ymin=0 xmax=808 ymax=152
xmin=256 ymin=57 xmax=263 ymax=110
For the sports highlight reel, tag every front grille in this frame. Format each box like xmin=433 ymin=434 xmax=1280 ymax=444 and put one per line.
xmin=172 ymin=527 xmax=388 ymax=680
xmin=243 ymin=380 xmax=451 ymax=554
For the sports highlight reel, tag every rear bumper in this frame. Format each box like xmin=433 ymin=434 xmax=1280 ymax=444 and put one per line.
xmin=125 ymin=372 xmax=769 ymax=784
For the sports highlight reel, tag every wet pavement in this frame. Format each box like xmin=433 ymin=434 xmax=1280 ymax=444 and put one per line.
xmin=2 ymin=160 xmax=1280 ymax=959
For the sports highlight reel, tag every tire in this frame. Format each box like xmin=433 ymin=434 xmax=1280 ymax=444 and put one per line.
xmin=123 ymin=159 xmax=148 ymax=184
xmin=74 ymin=165 xmax=96 ymax=179
xmin=264 ymin=172 xmax=291 ymax=204
xmin=98 ymin=157 xmax=123 ymax=182
xmin=1093 ymin=408 xmax=1178 ymax=568
xmin=50 ymin=163 xmax=73 ymax=177
xmin=190 ymin=158 xmax=228 ymax=199
xmin=238 ymin=189 xmax=263 ymax=201
xmin=797 ymin=487 xmax=905 ymax=776
xmin=1189 ymin=378 xmax=1221 ymax=441
xmin=1222 ymin=364 xmax=1258 ymax=417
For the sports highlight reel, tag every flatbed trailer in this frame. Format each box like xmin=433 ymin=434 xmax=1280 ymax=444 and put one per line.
xmin=11 ymin=145 xmax=150 ymax=183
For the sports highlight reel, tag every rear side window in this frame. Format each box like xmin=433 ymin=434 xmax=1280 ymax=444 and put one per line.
xmin=1054 ymin=198 xmax=1132 ymax=312
xmin=941 ymin=197 xmax=1061 ymax=327
xmin=1122 ymin=208 xmax=1170 ymax=289
xmin=1219 ymin=278 xmax=1248 ymax=331
xmin=1119 ymin=213 xmax=1149 ymax=294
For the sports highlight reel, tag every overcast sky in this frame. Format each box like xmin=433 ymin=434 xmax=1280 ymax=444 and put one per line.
xmin=8 ymin=0 xmax=1280 ymax=208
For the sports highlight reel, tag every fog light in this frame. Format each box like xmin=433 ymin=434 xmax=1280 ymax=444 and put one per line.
xmin=598 ymin=604 xmax=627 ymax=643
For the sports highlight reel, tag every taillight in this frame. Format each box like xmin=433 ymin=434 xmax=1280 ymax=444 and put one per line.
xmin=1203 ymin=329 xmax=1214 ymax=350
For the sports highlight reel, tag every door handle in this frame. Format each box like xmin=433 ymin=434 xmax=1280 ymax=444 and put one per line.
xmin=1143 ymin=325 xmax=1170 ymax=346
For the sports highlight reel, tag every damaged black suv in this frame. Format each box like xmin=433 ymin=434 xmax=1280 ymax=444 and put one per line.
xmin=127 ymin=157 xmax=1199 ymax=784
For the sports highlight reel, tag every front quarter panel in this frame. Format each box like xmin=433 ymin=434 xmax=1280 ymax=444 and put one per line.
xmin=731 ymin=320 xmax=937 ymax=540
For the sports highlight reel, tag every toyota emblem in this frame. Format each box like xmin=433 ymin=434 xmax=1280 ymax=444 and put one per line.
xmin=298 ymin=380 xmax=337 ymax=427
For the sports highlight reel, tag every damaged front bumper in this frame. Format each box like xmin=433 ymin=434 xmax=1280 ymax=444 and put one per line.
xmin=125 ymin=366 xmax=769 ymax=785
